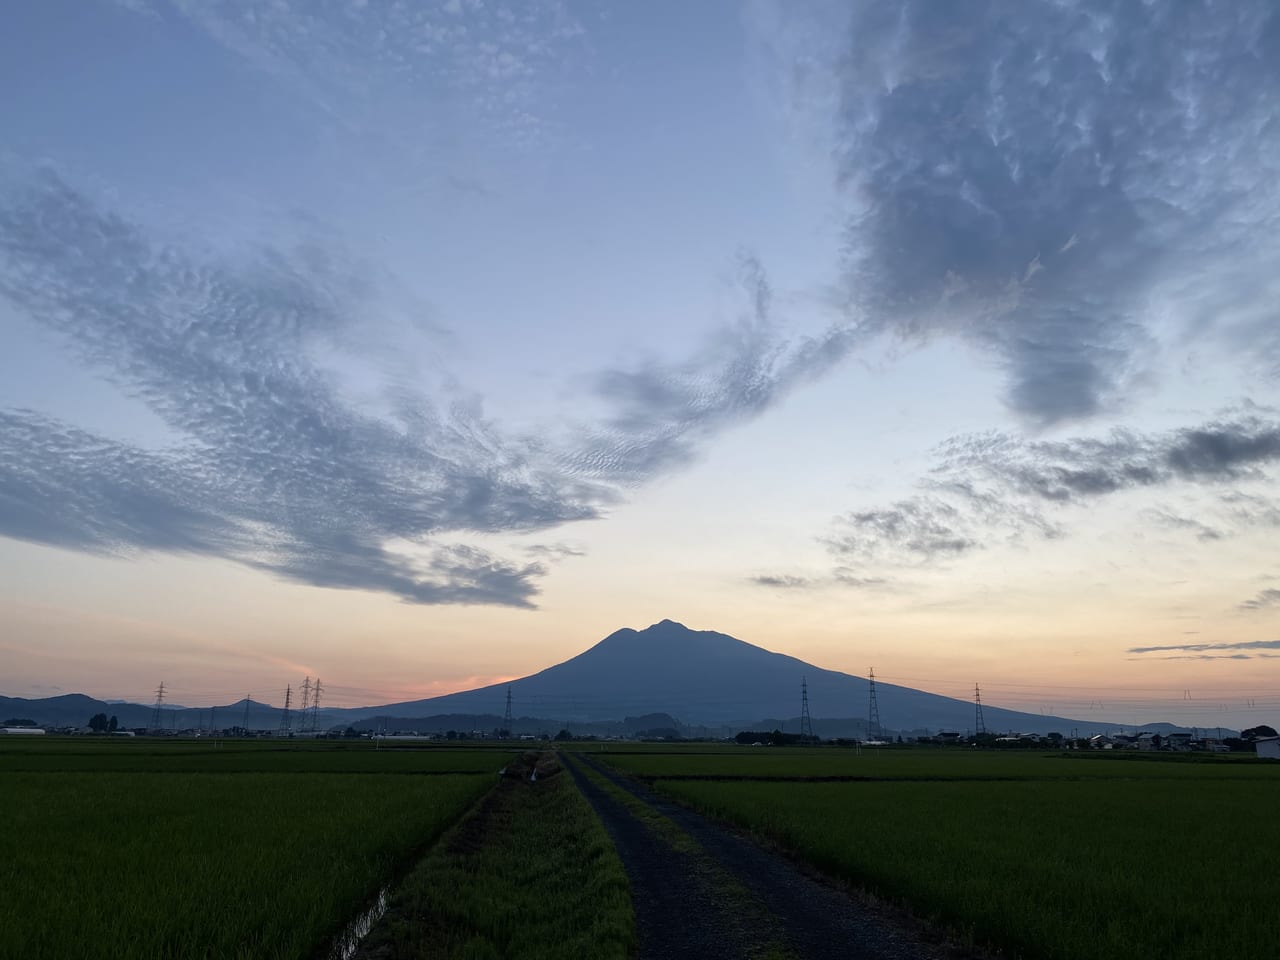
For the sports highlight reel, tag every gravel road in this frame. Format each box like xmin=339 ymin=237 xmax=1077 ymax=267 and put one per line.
xmin=566 ymin=753 xmax=984 ymax=960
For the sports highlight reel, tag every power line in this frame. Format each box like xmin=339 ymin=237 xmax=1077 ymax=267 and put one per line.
xmin=502 ymin=686 xmax=513 ymax=737
xmin=975 ymin=683 xmax=987 ymax=737
xmin=242 ymin=694 xmax=251 ymax=734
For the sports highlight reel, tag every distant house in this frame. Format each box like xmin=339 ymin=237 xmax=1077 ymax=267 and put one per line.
xmin=1089 ymin=735 xmax=1113 ymax=750
xmin=1165 ymin=732 xmax=1194 ymax=752
xmin=0 ymin=727 xmax=45 ymax=735
xmin=1133 ymin=732 xmax=1159 ymax=751
xmin=1256 ymin=737 xmax=1280 ymax=760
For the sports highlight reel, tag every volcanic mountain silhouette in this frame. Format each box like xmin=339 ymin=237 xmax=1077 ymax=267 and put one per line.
xmin=352 ymin=619 xmax=1102 ymax=735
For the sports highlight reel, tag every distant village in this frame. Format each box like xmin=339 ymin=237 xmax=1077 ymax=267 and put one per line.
xmin=3 ymin=715 xmax=1278 ymax=758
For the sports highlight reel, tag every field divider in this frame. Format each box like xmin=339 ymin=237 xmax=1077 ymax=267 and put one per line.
xmin=346 ymin=750 xmax=634 ymax=960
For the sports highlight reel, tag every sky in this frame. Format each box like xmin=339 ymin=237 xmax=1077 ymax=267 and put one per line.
xmin=2 ymin=0 xmax=1279 ymax=729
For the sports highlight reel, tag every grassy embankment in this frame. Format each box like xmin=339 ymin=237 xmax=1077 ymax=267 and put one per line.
xmin=599 ymin=746 xmax=1280 ymax=960
xmin=356 ymin=751 xmax=635 ymax=960
xmin=0 ymin=738 xmax=500 ymax=960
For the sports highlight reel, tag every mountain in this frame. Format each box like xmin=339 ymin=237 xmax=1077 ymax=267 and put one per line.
xmin=6 ymin=621 xmax=1228 ymax=736
xmin=343 ymin=619 xmax=1122 ymax=736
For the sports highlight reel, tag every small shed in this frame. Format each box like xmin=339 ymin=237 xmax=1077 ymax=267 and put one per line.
xmin=1256 ymin=737 xmax=1280 ymax=760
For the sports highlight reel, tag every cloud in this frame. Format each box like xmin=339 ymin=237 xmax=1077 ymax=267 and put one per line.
xmin=935 ymin=413 xmax=1280 ymax=505
xmin=115 ymin=0 xmax=588 ymax=147
xmin=748 ymin=571 xmax=888 ymax=591
xmin=816 ymin=410 xmax=1280 ymax=567
xmin=808 ymin=0 xmax=1280 ymax=425
xmin=564 ymin=255 xmax=859 ymax=483
xmin=1134 ymin=653 xmax=1277 ymax=662
xmin=519 ymin=542 xmax=586 ymax=563
xmin=820 ymin=477 xmax=1060 ymax=568
xmin=824 ymin=497 xmax=977 ymax=563
xmin=749 ymin=574 xmax=818 ymax=589
xmin=1239 ymin=590 xmax=1280 ymax=613
xmin=0 ymin=171 xmax=610 ymax=606
xmin=1127 ymin=639 xmax=1280 ymax=655
xmin=1140 ymin=508 xmax=1224 ymax=542
xmin=1220 ymin=491 xmax=1280 ymax=528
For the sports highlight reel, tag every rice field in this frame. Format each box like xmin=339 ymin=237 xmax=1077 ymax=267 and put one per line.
xmin=1 ymin=737 xmax=512 ymax=774
xmin=0 ymin=738 xmax=498 ymax=960
xmin=600 ymin=746 xmax=1280 ymax=960
xmin=597 ymin=744 xmax=1275 ymax=780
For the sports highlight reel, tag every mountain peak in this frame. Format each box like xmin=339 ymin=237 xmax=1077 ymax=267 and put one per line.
xmin=646 ymin=618 xmax=690 ymax=631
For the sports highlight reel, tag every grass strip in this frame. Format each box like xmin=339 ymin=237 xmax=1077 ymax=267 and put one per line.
xmin=355 ymin=757 xmax=634 ymax=960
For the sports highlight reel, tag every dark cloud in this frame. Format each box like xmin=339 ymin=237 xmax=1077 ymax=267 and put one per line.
xmin=1128 ymin=639 xmax=1280 ymax=655
xmin=1239 ymin=590 xmax=1280 ymax=613
xmin=831 ymin=1 xmax=1280 ymax=425
xmin=0 ymin=171 xmax=610 ymax=607
xmin=936 ymin=414 xmax=1280 ymax=505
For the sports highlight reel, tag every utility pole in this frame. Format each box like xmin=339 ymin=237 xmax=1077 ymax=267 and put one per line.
xmin=150 ymin=681 xmax=166 ymax=732
xmin=503 ymin=686 xmax=514 ymax=738
xmin=310 ymin=678 xmax=322 ymax=734
xmin=868 ymin=668 xmax=882 ymax=740
xmin=279 ymin=684 xmax=293 ymax=737
xmin=974 ymin=684 xmax=987 ymax=738
xmin=799 ymin=677 xmax=814 ymax=740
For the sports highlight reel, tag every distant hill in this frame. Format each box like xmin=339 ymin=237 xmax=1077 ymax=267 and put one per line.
xmin=0 ymin=694 xmax=311 ymax=732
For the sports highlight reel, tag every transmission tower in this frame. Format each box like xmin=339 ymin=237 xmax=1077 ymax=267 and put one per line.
xmin=799 ymin=677 xmax=814 ymax=740
xmin=242 ymin=694 xmax=251 ymax=735
xmin=150 ymin=681 xmax=166 ymax=731
xmin=278 ymin=684 xmax=293 ymax=736
xmin=868 ymin=668 xmax=882 ymax=740
xmin=503 ymin=686 xmax=514 ymax=737
xmin=310 ymin=678 xmax=322 ymax=733
xmin=974 ymin=683 xmax=987 ymax=737
xmin=299 ymin=676 xmax=312 ymax=725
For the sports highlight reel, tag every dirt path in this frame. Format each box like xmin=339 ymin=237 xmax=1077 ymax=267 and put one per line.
xmin=566 ymin=752 xmax=979 ymax=960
